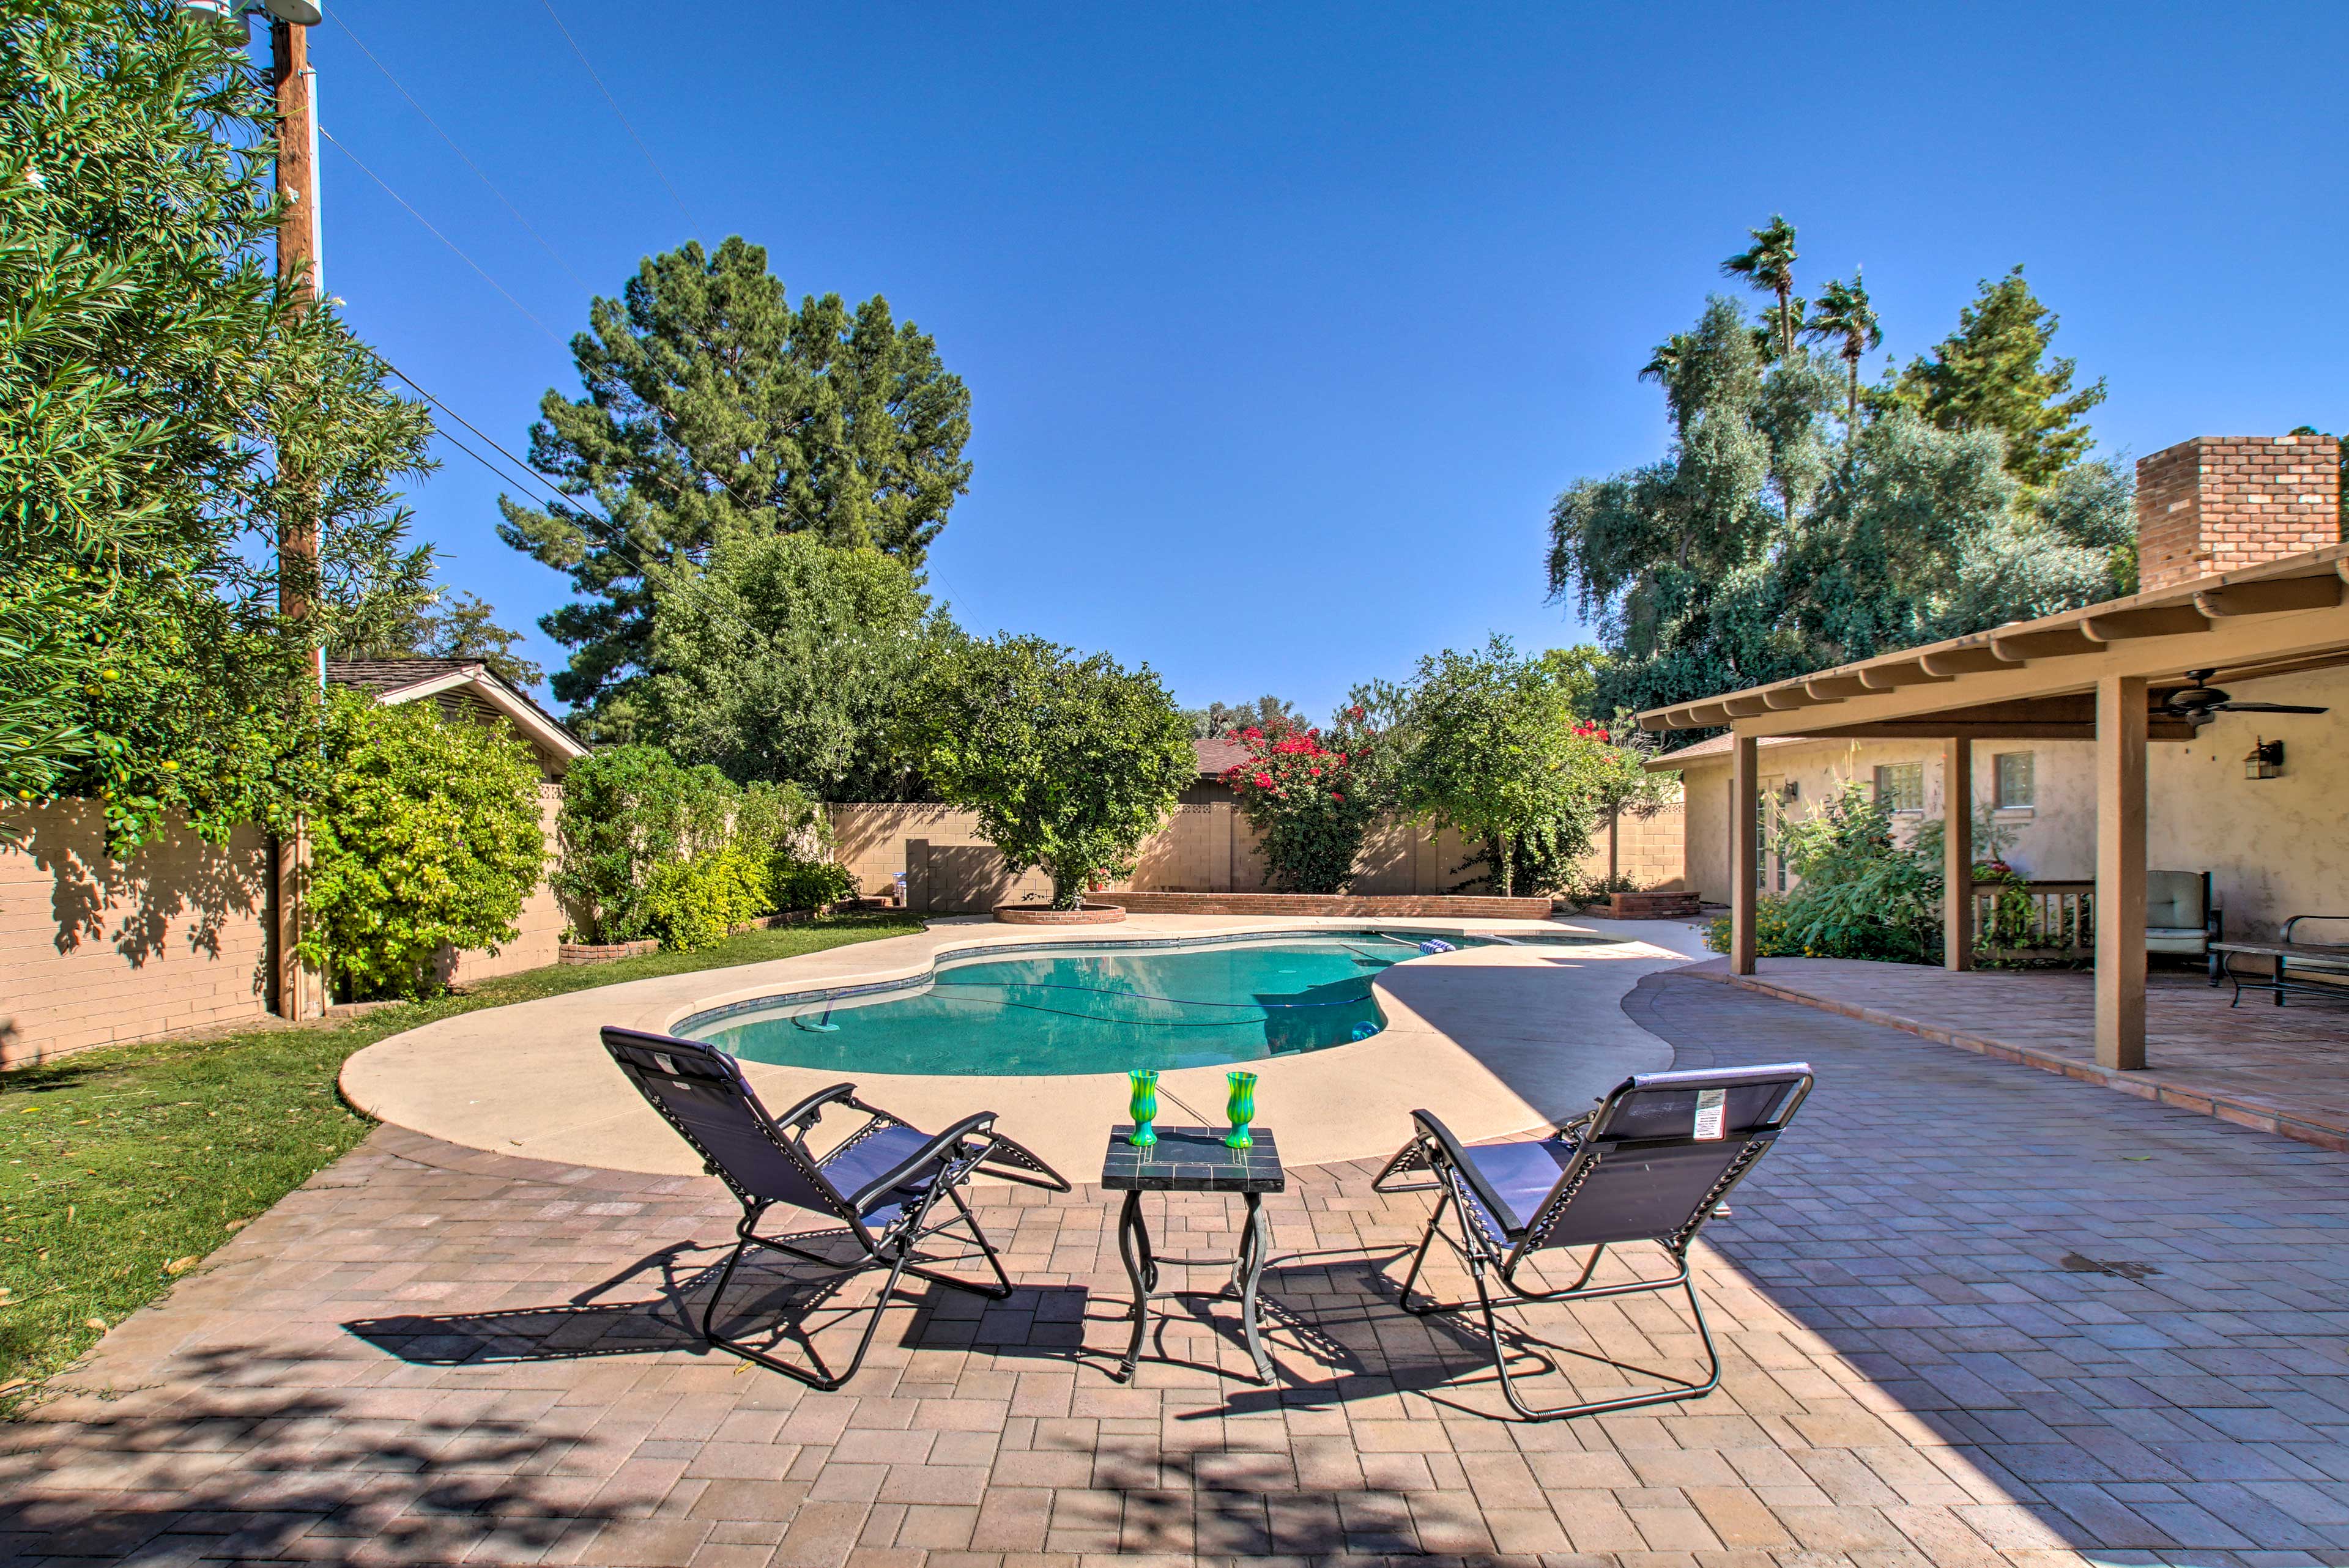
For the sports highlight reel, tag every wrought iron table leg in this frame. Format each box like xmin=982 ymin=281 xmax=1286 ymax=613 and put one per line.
xmin=1237 ymin=1191 xmax=1274 ymax=1385
xmin=1116 ymin=1191 xmax=1149 ymax=1382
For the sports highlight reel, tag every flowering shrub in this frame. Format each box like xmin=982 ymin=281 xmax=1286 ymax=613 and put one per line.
xmin=301 ymin=691 xmax=546 ymax=999
xmin=1223 ymin=712 xmax=1382 ymax=893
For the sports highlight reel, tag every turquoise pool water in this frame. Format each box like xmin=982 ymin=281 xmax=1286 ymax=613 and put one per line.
xmin=681 ymin=930 xmax=1600 ymax=1077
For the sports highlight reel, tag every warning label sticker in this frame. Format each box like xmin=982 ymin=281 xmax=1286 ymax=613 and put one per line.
xmin=1693 ymin=1088 xmax=1727 ymax=1141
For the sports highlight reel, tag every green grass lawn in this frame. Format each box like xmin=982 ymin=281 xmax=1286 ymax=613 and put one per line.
xmin=0 ymin=914 xmax=923 ymax=1409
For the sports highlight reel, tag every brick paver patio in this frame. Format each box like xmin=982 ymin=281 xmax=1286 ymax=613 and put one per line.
xmin=6 ymin=972 xmax=2349 ymax=1566
xmin=1701 ymin=958 xmax=2349 ymax=1151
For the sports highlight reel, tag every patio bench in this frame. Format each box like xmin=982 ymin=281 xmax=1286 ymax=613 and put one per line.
xmin=2211 ymin=916 xmax=2349 ymax=1008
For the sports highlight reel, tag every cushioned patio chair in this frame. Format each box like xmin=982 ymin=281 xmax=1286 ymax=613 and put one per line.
xmin=2145 ymin=870 xmax=2224 ymax=982
xmin=1371 ymin=1062 xmax=1813 ymax=1421
xmin=601 ymin=1026 xmax=1069 ymax=1389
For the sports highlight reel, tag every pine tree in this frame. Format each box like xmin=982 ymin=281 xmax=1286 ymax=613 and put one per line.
xmin=499 ymin=237 xmax=971 ymax=729
xmin=1890 ymin=266 xmax=2105 ymax=487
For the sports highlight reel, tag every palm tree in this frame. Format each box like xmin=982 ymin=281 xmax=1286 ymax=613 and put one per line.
xmin=1720 ymin=215 xmax=1799 ymax=361
xmin=1802 ymin=270 xmax=1883 ymax=437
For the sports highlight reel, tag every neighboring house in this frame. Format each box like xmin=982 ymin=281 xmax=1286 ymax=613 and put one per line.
xmin=325 ymin=659 xmax=591 ymax=984
xmin=1182 ymin=737 xmax=1250 ymax=804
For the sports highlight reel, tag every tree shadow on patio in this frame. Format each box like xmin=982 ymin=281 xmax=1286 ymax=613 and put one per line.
xmin=0 ymin=1343 xmax=642 ymax=1566
xmin=345 ymin=1235 xmax=1097 ymax=1387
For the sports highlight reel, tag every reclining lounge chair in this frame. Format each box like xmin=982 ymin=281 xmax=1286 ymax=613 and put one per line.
xmin=602 ymin=1026 xmax=1069 ymax=1389
xmin=1373 ymin=1062 xmax=1813 ymax=1421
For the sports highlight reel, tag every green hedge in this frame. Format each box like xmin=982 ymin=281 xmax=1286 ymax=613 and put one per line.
xmin=554 ymin=747 xmax=855 ymax=952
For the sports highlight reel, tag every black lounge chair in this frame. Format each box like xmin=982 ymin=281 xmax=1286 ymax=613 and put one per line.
xmin=1371 ymin=1062 xmax=1813 ymax=1421
xmin=601 ymin=1026 xmax=1070 ymax=1389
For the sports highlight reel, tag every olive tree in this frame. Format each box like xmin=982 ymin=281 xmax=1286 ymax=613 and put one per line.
xmin=906 ymin=635 xmax=1192 ymax=910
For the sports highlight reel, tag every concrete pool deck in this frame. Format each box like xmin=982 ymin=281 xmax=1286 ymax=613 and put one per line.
xmin=340 ymin=914 xmax=1708 ymax=1179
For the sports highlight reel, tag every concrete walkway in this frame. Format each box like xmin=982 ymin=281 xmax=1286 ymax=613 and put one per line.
xmin=10 ymin=970 xmax=2349 ymax=1566
xmin=343 ymin=916 xmax=1706 ymax=1178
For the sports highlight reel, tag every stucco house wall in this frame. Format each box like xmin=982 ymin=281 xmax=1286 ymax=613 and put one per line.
xmin=1666 ymin=665 xmax=2348 ymax=943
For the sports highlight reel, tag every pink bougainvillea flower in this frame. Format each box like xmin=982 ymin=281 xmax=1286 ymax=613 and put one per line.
xmin=1330 ymin=793 xmax=1344 ymax=802
xmin=1253 ymin=771 xmax=1273 ymax=788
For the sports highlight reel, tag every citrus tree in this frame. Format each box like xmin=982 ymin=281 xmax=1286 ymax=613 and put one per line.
xmin=907 ymin=635 xmax=1192 ymax=909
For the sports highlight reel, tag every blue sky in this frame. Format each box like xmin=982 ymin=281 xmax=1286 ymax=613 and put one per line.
xmin=289 ymin=2 xmax=2349 ymax=720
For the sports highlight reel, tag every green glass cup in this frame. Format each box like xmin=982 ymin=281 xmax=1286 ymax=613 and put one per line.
xmin=1127 ymin=1069 xmax=1160 ymax=1149
xmin=1225 ymin=1070 xmax=1258 ymax=1149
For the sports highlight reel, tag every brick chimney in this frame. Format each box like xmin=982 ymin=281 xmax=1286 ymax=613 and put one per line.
xmin=2136 ymin=434 xmax=2342 ymax=593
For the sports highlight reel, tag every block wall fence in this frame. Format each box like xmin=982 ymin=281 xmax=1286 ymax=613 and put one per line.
xmin=1 ymin=794 xmax=568 ymax=1070
xmin=4 ymin=791 xmax=1684 ymax=1067
xmin=829 ymin=798 xmax=1687 ymax=914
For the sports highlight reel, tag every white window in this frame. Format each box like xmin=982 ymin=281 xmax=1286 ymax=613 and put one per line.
xmin=1994 ymin=752 xmax=2035 ymax=810
xmin=1874 ymin=762 xmax=1924 ymax=813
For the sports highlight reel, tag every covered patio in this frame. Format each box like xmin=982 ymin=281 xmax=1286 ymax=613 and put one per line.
xmin=1636 ymin=531 xmax=2349 ymax=1074
xmin=1685 ymin=956 xmax=2349 ymax=1151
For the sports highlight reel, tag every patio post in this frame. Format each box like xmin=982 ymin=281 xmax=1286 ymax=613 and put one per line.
xmin=1943 ymin=738 xmax=1973 ymax=971
xmin=1731 ymin=732 xmax=1758 ymax=975
xmin=2095 ymin=674 xmax=2148 ymax=1070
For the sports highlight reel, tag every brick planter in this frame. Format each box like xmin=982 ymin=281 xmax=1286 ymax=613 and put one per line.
xmin=992 ymin=903 xmax=1127 ymax=925
xmin=1606 ymin=890 xmax=1702 ymax=920
xmin=1109 ymin=892 xmax=1554 ymax=920
xmin=558 ymin=938 xmax=660 ymax=966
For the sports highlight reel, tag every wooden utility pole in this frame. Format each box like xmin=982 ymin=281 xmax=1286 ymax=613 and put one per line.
xmin=272 ymin=12 xmax=328 ymax=1021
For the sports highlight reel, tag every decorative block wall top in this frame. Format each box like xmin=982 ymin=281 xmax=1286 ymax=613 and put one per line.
xmin=2137 ymin=434 xmax=2342 ymax=593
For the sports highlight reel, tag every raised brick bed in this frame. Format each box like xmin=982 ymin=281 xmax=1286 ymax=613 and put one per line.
xmin=1608 ymin=890 xmax=1703 ymax=920
xmin=1110 ymin=891 xmax=1554 ymax=919
xmin=557 ymin=938 xmax=659 ymax=966
xmin=993 ymin=902 xmax=1126 ymax=925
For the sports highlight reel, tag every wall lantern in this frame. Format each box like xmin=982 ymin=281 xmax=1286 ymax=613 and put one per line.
xmin=2244 ymin=738 xmax=2285 ymax=780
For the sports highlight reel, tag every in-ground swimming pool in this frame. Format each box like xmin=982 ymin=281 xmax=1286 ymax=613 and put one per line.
xmin=678 ymin=929 xmax=1605 ymax=1077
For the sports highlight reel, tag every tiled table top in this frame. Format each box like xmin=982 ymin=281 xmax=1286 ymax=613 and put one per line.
xmin=1099 ymin=1125 xmax=1285 ymax=1192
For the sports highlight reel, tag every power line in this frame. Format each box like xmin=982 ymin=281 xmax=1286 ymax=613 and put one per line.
xmin=380 ymin=360 xmax=574 ymax=514
xmin=319 ymin=125 xmax=565 ymax=349
xmin=325 ymin=9 xmax=593 ymax=294
xmin=535 ymin=0 xmax=700 ymax=235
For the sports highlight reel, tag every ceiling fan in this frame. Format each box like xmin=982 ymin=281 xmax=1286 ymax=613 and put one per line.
xmin=2159 ymin=669 xmax=2330 ymax=726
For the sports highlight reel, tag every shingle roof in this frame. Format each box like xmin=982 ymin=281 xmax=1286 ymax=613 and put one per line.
xmin=328 ymin=657 xmax=481 ymax=693
xmin=325 ymin=659 xmax=588 ymax=760
xmin=1644 ymin=733 xmax=1813 ymax=771
xmin=1192 ymin=736 xmax=1250 ymax=777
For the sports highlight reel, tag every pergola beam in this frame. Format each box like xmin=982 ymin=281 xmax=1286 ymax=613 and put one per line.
xmin=2195 ymin=576 xmax=2344 ymax=617
xmin=1920 ymin=647 xmax=2022 ymax=676
xmin=2082 ymin=605 xmax=2212 ymax=642
xmin=1858 ymin=662 xmax=1949 ymax=690
xmin=1990 ymin=627 xmax=2103 ymax=660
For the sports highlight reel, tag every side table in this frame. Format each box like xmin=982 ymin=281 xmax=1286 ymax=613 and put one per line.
xmin=1099 ymin=1125 xmax=1285 ymax=1385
